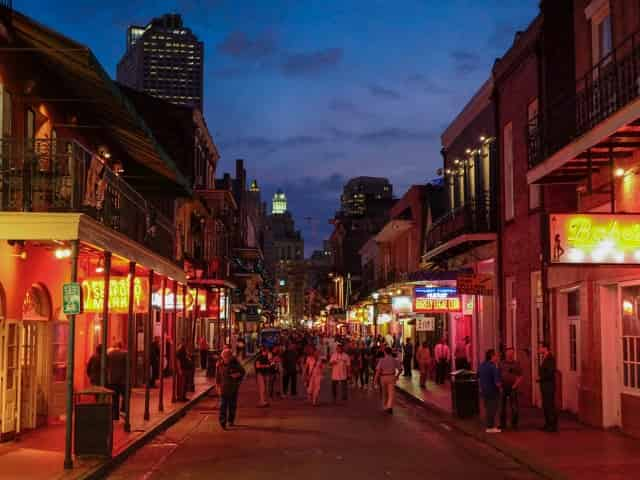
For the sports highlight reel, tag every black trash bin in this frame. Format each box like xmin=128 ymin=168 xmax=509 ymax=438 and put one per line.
xmin=450 ymin=370 xmax=479 ymax=418
xmin=74 ymin=387 xmax=113 ymax=458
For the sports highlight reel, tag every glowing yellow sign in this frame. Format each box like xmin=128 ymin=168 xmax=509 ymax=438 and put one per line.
xmin=550 ymin=213 xmax=640 ymax=264
xmin=151 ymin=288 xmax=207 ymax=311
xmin=82 ymin=277 xmax=148 ymax=313
xmin=414 ymin=297 xmax=461 ymax=313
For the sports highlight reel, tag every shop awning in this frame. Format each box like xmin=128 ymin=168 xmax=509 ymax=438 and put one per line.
xmin=188 ymin=279 xmax=238 ymax=290
xmin=0 ymin=212 xmax=186 ymax=282
xmin=406 ymin=269 xmax=472 ymax=282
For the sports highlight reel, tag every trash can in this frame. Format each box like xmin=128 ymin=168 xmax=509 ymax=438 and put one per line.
xmin=450 ymin=370 xmax=479 ymax=418
xmin=74 ymin=387 xmax=114 ymax=458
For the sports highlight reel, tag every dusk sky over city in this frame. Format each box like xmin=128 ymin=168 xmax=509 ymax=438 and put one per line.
xmin=19 ymin=0 xmax=537 ymax=252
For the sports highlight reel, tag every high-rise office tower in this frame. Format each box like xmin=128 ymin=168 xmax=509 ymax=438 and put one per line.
xmin=340 ymin=177 xmax=393 ymax=217
xmin=117 ymin=13 xmax=204 ymax=109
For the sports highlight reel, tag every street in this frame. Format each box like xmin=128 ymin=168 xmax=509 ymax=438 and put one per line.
xmin=108 ymin=371 xmax=542 ymax=480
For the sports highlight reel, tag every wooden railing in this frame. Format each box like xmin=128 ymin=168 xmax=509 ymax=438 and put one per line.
xmin=529 ymin=28 xmax=640 ymax=167
xmin=0 ymin=137 xmax=175 ymax=259
xmin=426 ymin=191 xmax=495 ymax=252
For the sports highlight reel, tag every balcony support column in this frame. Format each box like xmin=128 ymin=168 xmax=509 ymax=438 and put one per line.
xmin=100 ymin=251 xmax=112 ymax=387
xmin=159 ymin=277 xmax=166 ymax=412
xmin=609 ymin=146 xmax=616 ymax=213
xmin=587 ymin=148 xmax=593 ymax=195
xmin=124 ymin=261 xmax=136 ymax=433
xmin=171 ymin=280 xmax=178 ymax=404
xmin=144 ymin=269 xmax=153 ymax=421
xmin=63 ymin=240 xmax=79 ymax=470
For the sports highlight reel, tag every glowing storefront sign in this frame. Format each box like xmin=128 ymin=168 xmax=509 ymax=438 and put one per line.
xmin=392 ymin=296 xmax=413 ymax=314
xmin=413 ymin=285 xmax=461 ymax=313
xmin=82 ymin=277 xmax=148 ymax=313
xmin=550 ymin=213 xmax=640 ymax=264
xmin=151 ymin=288 xmax=207 ymax=311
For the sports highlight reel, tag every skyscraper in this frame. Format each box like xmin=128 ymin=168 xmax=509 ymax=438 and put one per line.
xmin=340 ymin=177 xmax=393 ymax=217
xmin=272 ymin=189 xmax=287 ymax=215
xmin=117 ymin=13 xmax=204 ymax=109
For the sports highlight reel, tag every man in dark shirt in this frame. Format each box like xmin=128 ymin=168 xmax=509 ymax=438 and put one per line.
xmin=402 ymin=338 xmax=413 ymax=377
xmin=255 ymin=345 xmax=271 ymax=407
xmin=107 ymin=342 xmax=127 ymax=420
xmin=282 ymin=343 xmax=299 ymax=396
xmin=538 ymin=342 xmax=558 ymax=432
xmin=150 ymin=337 xmax=160 ymax=387
xmin=478 ymin=349 xmax=501 ymax=433
xmin=217 ymin=349 xmax=245 ymax=429
xmin=499 ymin=348 xmax=523 ymax=429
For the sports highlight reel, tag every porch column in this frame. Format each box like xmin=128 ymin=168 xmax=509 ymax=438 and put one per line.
xmin=159 ymin=277 xmax=166 ymax=412
xmin=124 ymin=261 xmax=136 ymax=433
xmin=144 ymin=269 xmax=154 ymax=421
xmin=171 ymin=281 xmax=178 ymax=403
xmin=100 ymin=251 xmax=112 ymax=387
xmin=63 ymin=240 xmax=80 ymax=470
xmin=193 ymin=286 xmax=200 ymax=348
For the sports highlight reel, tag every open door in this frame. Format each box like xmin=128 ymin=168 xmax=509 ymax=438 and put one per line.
xmin=557 ymin=288 xmax=581 ymax=414
xmin=1 ymin=321 xmax=19 ymax=439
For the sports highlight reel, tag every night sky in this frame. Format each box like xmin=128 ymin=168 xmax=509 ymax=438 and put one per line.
xmin=18 ymin=0 xmax=538 ymax=254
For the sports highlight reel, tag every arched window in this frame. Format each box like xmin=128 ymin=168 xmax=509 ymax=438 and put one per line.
xmin=22 ymin=284 xmax=51 ymax=321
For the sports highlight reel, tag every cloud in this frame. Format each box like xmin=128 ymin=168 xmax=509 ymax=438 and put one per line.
xmin=330 ymin=127 xmax=438 ymax=145
xmin=450 ymin=49 xmax=482 ymax=76
xmin=406 ymin=73 xmax=451 ymax=95
xmin=281 ymin=48 xmax=343 ymax=76
xmin=328 ymin=98 xmax=375 ymax=119
xmin=368 ymin=84 xmax=403 ymax=100
xmin=220 ymin=134 xmax=326 ymax=153
xmin=217 ymin=31 xmax=278 ymax=60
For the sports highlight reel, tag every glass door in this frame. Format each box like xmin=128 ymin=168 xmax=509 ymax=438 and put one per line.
xmin=1 ymin=321 xmax=18 ymax=437
xmin=19 ymin=322 xmax=38 ymax=430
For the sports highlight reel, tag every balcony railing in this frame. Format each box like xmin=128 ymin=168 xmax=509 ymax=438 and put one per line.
xmin=529 ymin=28 xmax=640 ymax=167
xmin=0 ymin=137 xmax=175 ymax=259
xmin=426 ymin=191 xmax=495 ymax=253
xmin=0 ymin=1 xmax=11 ymax=10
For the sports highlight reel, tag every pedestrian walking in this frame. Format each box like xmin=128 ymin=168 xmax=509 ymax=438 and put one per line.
xmin=416 ymin=341 xmax=431 ymax=389
xmin=479 ymin=349 xmax=501 ymax=433
xmin=402 ymin=338 xmax=413 ymax=377
xmin=499 ymin=347 xmax=523 ymax=430
xmin=282 ymin=342 xmax=300 ymax=397
xmin=86 ymin=344 xmax=102 ymax=386
xmin=329 ymin=344 xmax=350 ymax=403
xmin=107 ymin=341 xmax=127 ymax=420
xmin=538 ymin=342 xmax=558 ymax=432
xmin=307 ymin=351 xmax=324 ymax=405
xmin=434 ymin=338 xmax=450 ymax=384
xmin=374 ymin=346 xmax=402 ymax=414
xmin=217 ymin=348 xmax=246 ymax=430
xmin=199 ymin=336 xmax=209 ymax=370
xmin=359 ymin=342 xmax=371 ymax=388
xmin=255 ymin=345 xmax=271 ymax=407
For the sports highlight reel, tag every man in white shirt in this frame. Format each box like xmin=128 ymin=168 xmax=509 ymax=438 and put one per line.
xmin=330 ymin=344 xmax=350 ymax=403
xmin=434 ymin=338 xmax=450 ymax=385
xmin=374 ymin=346 xmax=402 ymax=414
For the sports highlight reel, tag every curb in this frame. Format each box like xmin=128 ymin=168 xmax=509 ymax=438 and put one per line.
xmin=77 ymin=355 xmax=255 ymax=480
xmin=395 ymin=385 xmax=568 ymax=480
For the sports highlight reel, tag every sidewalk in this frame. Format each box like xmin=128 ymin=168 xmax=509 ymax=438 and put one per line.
xmin=396 ymin=370 xmax=640 ymax=480
xmin=0 ymin=370 xmax=216 ymax=480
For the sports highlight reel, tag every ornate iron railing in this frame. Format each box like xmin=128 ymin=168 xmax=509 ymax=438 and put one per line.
xmin=426 ymin=191 xmax=495 ymax=252
xmin=0 ymin=137 xmax=175 ymax=259
xmin=529 ymin=28 xmax=640 ymax=167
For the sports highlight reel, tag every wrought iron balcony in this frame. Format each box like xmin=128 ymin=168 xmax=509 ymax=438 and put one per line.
xmin=426 ymin=191 xmax=495 ymax=253
xmin=0 ymin=137 xmax=175 ymax=259
xmin=529 ymin=28 xmax=640 ymax=167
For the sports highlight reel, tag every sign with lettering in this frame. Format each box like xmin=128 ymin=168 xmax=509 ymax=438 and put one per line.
xmin=457 ymin=274 xmax=494 ymax=296
xmin=413 ymin=286 xmax=461 ymax=313
xmin=63 ymin=283 xmax=82 ymax=315
xmin=549 ymin=213 xmax=640 ymax=264
xmin=392 ymin=296 xmax=413 ymax=314
xmin=416 ymin=316 xmax=435 ymax=332
xmin=82 ymin=277 xmax=148 ymax=313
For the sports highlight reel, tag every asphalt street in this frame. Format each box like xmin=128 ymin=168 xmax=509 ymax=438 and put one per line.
xmin=107 ymin=370 xmax=544 ymax=480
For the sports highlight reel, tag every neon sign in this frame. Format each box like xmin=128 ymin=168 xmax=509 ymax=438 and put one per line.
xmin=550 ymin=213 xmax=640 ymax=264
xmin=151 ymin=288 xmax=207 ymax=311
xmin=413 ymin=286 xmax=461 ymax=313
xmin=82 ymin=277 xmax=148 ymax=313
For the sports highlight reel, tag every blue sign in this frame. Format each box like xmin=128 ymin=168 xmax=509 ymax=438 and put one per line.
xmin=414 ymin=286 xmax=458 ymax=299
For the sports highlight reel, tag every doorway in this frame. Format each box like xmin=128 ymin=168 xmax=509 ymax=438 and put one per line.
xmin=558 ymin=288 xmax=581 ymax=414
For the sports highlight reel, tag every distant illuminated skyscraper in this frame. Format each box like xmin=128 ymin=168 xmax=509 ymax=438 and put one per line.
xmin=116 ymin=13 xmax=204 ymax=109
xmin=272 ymin=189 xmax=287 ymax=215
